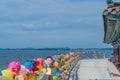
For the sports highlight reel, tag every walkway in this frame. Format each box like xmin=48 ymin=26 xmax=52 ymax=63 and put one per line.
xmin=77 ymin=59 xmax=115 ymax=80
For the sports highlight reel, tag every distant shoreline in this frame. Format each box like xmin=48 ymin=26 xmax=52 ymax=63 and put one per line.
xmin=0 ymin=48 xmax=113 ymax=50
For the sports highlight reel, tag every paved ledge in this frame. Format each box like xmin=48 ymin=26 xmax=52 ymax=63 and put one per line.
xmin=77 ymin=59 xmax=120 ymax=80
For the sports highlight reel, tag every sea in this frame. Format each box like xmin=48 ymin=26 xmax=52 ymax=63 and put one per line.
xmin=0 ymin=48 xmax=113 ymax=71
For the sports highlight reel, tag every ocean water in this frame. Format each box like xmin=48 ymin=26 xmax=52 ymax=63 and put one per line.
xmin=0 ymin=48 xmax=113 ymax=71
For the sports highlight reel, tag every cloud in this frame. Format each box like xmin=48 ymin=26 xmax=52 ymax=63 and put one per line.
xmin=0 ymin=0 xmax=106 ymax=18
xmin=0 ymin=0 xmax=106 ymax=25
xmin=0 ymin=0 xmax=111 ymax=48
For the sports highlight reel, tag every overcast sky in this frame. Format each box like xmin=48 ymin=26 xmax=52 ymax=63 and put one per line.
xmin=0 ymin=0 xmax=115 ymax=48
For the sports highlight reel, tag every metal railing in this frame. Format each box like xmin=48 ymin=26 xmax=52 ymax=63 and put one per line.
xmin=65 ymin=51 xmax=114 ymax=80
xmin=65 ymin=58 xmax=81 ymax=80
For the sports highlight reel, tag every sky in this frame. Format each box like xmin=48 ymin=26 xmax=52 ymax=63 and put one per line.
xmin=0 ymin=0 xmax=115 ymax=48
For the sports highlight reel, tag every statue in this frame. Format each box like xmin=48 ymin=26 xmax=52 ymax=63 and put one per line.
xmin=107 ymin=0 xmax=114 ymax=7
xmin=103 ymin=0 xmax=120 ymax=48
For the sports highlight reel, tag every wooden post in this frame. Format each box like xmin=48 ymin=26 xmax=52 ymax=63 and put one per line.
xmin=118 ymin=48 xmax=120 ymax=62
xmin=117 ymin=48 xmax=119 ymax=62
xmin=114 ymin=49 xmax=117 ymax=62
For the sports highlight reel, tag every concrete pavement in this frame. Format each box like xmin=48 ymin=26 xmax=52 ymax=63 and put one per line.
xmin=77 ymin=59 xmax=115 ymax=80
